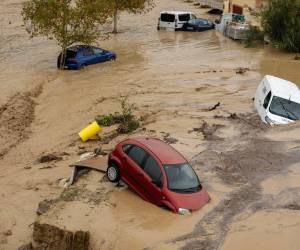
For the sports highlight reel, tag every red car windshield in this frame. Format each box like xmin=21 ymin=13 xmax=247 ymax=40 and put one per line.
xmin=164 ymin=163 xmax=201 ymax=193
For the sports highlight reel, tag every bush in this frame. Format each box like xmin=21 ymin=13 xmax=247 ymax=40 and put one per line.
xmin=261 ymin=0 xmax=300 ymax=52
xmin=245 ymin=26 xmax=265 ymax=48
xmin=95 ymin=96 xmax=140 ymax=134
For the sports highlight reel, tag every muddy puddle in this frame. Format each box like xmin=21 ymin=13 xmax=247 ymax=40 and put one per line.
xmin=1 ymin=0 xmax=300 ymax=249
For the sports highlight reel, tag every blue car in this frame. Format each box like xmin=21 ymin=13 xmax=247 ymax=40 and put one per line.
xmin=182 ymin=18 xmax=215 ymax=32
xmin=57 ymin=45 xmax=116 ymax=70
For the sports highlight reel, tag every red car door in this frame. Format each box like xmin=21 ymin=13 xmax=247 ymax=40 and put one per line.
xmin=139 ymin=153 xmax=164 ymax=205
xmin=123 ymin=145 xmax=150 ymax=201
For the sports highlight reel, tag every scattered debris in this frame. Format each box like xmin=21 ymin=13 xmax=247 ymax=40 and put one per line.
xmin=79 ymin=152 xmax=96 ymax=161
xmin=18 ymin=242 xmax=33 ymax=250
xmin=57 ymin=178 xmax=70 ymax=188
xmin=36 ymin=199 xmax=54 ymax=215
xmin=200 ymin=4 xmax=210 ymax=9
xmin=204 ymin=102 xmax=221 ymax=111
xmin=190 ymin=121 xmax=224 ymax=140
xmin=284 ymin=203 xmax=300 ymax=210
xmin=39 ymin=165 xmax=57 ymax=170
xmin=163 ymin=133 xmax=178 ymax=144
xmin=33 ymin=222 xmax=89 ymax=250
xmin=77 ymin=149 xmax=89 ymax=155
xmin=94 ymin=147 xmax=108 ymax=156
xmin=99 ymin=131 xmax=119 ymax=145
xmin=195 ymin=86 xmax=206 ymax=92
xmin=3 ymin=230 xmax=12 ymax=236
xmin=38 ymin=153 xmax=62 ymax=163
xmin=207 ymin=9 xmax=223 ymax=15
xmin=69 ymin=156 xmax=107 ymax=185
xmin=235 ymin=67 xmax=250 ymax=74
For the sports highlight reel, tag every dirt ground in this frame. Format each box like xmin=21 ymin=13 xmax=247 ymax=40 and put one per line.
xmin=1 ymin=0 xmax=300 ymax=249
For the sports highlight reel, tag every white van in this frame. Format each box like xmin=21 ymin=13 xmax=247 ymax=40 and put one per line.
xmin=157 ymin=11 xmax=197 ymax=31
xmin=254 ymin=75 xmax=300 ymax=125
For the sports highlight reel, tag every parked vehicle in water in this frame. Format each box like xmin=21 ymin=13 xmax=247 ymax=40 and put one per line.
xmin=157 ymin=11 xmax=197 ymax=31
xmin=215 ymin=13 xmax=249 ymax=40
xmin=182 ymin=18 xmax=215 ymax=32
xmin=57 ymin=45 xmax=116 ymax=70
xmin=107 ymin=138 xmax=210 ymax=214
xmin=254 ymin=75 xmax=300 ymax=125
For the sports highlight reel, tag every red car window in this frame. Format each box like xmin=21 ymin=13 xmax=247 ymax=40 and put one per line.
xmin=127 ymin=146 xmax=146 ymax=167
xmin=122 ymin=144 xmax=132 ymax=154
xmin=143 ymin=155 xmax=162 ymax=182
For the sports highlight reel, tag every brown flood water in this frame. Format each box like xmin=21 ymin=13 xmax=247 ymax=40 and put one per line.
xmin=0 ymin=0 xmax=300 ymax=249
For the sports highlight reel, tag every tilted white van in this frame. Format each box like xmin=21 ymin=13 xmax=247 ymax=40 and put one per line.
xmin=254 ymin=75 xmax=300 ymax=125
xmin=157 ymin=11 xmax=197 ymax=31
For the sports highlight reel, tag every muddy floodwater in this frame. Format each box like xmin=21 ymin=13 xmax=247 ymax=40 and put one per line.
xmin=1 ymin=0 xmax=300 ymax=249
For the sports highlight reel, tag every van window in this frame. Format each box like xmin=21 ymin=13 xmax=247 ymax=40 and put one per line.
xmin=263 ymin=91 xmax=272 ymax=109
xmin=178 ymin=14 xmax=190 ymax=22
xmin=161 ymin=13 xmax=175 ymax=22
xmin=269 ymin=96 xmax=300 ymax=120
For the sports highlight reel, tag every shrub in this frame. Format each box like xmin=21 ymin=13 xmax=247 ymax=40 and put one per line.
xmin=95 ymin=96 xmax=140 ymax=134
xmin=245 ymin=26 xmax=265 ymax=48
xmin=261 ymin=0 xmax=300 ymax=52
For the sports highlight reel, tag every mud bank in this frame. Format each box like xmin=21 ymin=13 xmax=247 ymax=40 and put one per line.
xmin=0 ymin=85 xmax=43 ymax=159
xmin=1 ymin=0 xmax=300 ymax=249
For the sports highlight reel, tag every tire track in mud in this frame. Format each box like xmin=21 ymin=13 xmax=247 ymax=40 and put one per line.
xmin=0 ymin=85 xmax=43 ymax=159
xmin=173 ymin=113 xmax=300 ymax=250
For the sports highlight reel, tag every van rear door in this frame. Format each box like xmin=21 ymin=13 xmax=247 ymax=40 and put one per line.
xmin=160 ymin=13 xmax=176 ymax=30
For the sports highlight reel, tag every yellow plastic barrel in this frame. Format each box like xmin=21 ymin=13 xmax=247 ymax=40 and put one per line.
xmin=79 ymin=121 xmax=102 ymax=142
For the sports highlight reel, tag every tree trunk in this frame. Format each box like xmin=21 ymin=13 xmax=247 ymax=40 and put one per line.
xmin=113 ymin=9 xmax=118 ymax=34
xmin=59 ymin=46 xmax=66 ymax=70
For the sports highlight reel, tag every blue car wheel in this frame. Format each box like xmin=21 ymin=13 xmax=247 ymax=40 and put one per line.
xmin=79 ymin=64 xmax=86 ymax=70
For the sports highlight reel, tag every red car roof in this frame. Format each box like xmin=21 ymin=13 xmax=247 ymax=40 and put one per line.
xmin=133 ymin=138 xmax=187 ymax=165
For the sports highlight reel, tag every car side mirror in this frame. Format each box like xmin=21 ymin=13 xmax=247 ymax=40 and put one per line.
xmin=152 ymin=179 xmax=162 ymax=188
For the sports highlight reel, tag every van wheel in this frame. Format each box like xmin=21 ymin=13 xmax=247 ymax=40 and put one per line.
xmin=106 ymin=164 xmax=120 ymax=183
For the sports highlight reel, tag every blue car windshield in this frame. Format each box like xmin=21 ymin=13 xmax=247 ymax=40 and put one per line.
xmin=163 ymin=163 xmax=201 ymax=192
xmin=269 ymin=96 xmax=300 ymax=120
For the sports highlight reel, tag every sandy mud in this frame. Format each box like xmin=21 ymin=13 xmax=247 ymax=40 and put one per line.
xmin=0 ymin=0 xmax=300 ymax=249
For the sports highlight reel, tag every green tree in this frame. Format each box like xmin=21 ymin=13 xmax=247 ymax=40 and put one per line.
xmin=102 ymin=0 xmax=155 ymax=33
xmin=261 ymin=0 xmax=300 ymax=52
xmin=22 ymin=0 xmax=111 ymax=69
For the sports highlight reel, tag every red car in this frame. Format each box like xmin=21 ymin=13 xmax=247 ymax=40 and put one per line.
xmin=106 ymin=138 xmax=210 ymax=214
